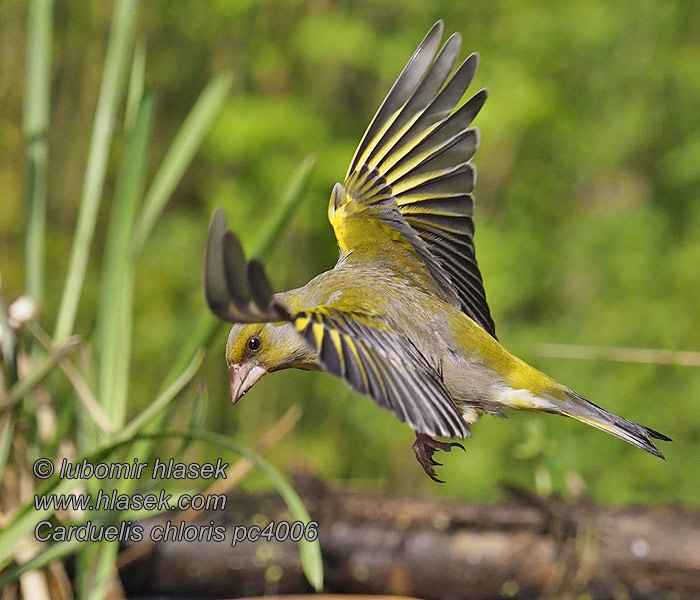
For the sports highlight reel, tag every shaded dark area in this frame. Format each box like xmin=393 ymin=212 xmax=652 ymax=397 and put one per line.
xmin=121 ymin=482 xmax=700 ymax=599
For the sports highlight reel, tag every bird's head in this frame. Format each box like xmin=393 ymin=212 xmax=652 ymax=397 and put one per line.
xmin=225 ymin=321 xmax=318 ymax=403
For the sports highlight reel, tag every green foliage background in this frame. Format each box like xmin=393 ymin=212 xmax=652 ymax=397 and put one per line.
xmin=2 ymin=0 xmax=699 ymax=503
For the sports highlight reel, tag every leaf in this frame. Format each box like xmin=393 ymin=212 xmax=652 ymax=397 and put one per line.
xmin=131 ymin=72 xmax=233 ymax=254
xmin=53 ymin=0 xmax=138 ymax=343
xmin=23 ymin=0 xmax=54 ymax=303
xmin=97 ymin=91 xmax=154 ymax=429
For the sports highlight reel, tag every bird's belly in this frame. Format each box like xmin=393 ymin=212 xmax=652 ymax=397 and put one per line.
xmin=441 ymin=350 xmax=508 ymax=419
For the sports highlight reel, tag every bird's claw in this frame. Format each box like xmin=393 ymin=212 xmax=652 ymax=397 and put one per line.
xmin=412 ymin=433 xmax=465 ymax=483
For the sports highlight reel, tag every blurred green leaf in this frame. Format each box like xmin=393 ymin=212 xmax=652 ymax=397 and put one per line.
xmin=0 ymin=414 xmax=13 ymax=485
xmin=23 ymin=0 xmax=53 ymax=304
xmin=125 ymin=42 xmax=146 ymax=131
xmin=3 ymin=336 xmax=80 ymax=411
xmin=54 ymin=0 xmax=138 ymax=343
xmin=132 ymin=72 xmax=233 ymax=254
xmin=97 ymin=91 xmax=154 ymax=430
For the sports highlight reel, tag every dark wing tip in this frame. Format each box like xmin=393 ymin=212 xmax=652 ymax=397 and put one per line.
xmin=246 ymin=259 xmax=272 ymax=307
xmin=468 ymin=88 xmax=489 ymax=115
xmin=204 ymin=207 xmax=232 ymax=319
xmin=211 ymin=206 xmax=226 ymax=228
xmin=444 ymin=31 xmax=462 ymax=50
xmin=246 ymin=259 xmax=289 ymax=320
xmin=221 ymin=230 xmax=248 ymax=304
xmin=647 ymin=444 xmax=666 ymax=460
xmin=203 ymin=208 xmax=289 ymax=323
xmin=645 ymin=426 xmax=672 ymax=442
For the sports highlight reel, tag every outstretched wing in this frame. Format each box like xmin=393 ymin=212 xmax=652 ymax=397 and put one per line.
xmin=204 ymin=210 xmax=468 ymax=438
xmin=293 ymin=307 xmax=468 ymax=438
xmin=204 ymin=208 xmax=289 ymax=323
xmin=331 ymin=21 xmax=496 ymax=338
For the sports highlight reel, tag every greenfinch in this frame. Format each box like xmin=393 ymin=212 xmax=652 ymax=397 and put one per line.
xmin=204 ymin=21 xmax=670 ymax=481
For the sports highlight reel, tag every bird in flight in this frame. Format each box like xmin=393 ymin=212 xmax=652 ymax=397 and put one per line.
xmin=204 ymin=21 xmax=670 ymax=481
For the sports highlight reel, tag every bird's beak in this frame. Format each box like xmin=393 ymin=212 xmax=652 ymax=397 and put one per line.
xmin=229 ymin=363 xmax=267 ymax=404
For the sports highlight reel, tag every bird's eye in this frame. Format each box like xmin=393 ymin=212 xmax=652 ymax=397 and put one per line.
xmin=246 ymin=336 xmax=261 ymax=352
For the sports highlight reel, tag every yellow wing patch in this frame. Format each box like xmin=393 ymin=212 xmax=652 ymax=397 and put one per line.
xmin=328 ymin=24 xmax=496 ymax=337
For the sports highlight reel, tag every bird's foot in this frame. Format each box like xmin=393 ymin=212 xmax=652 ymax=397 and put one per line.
xmin=412 ymin=432 xmax=465 ymax=483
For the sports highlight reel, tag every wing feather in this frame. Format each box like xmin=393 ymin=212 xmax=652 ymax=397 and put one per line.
xmin=204 ymin=208 xmax=289 ymax=323
xmin=294 ymin=308 xmax=468 ymax=438
xmin=333 ymin=23 xmax=496 ymax=338
xmin=364 ymin=33 xmax=462 ymax=172
xmin=349 ymin=22 xmax=445 ymax=175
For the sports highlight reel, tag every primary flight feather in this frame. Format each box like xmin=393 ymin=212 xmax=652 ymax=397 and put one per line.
xmin=204 ymin=21 xmax=670 ymax=481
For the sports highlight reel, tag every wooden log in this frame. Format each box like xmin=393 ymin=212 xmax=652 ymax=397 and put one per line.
xmin=119 ymin=482 xmax=700 ymax=599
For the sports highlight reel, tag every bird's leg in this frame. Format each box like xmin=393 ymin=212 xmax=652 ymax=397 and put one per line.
xmin=412 ymin=432 xmax=465 ymax=483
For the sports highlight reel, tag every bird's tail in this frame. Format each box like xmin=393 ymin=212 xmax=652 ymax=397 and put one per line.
xmin=555 ymin=390 xmax=671 ymax=458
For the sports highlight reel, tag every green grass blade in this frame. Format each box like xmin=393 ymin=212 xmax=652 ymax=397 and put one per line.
xmin=0 ymin=274 xmax=17 ymax=385
xmin=83 ymin=542 xmax=119 ymax=600
xmin=250 ymin=155 xmax=315 ymax=258
xmin=23 ymin=0 xmax=54 ymax=304
xmin=131 ymin=73 xmax=232 ymax=254
xmin=0 ymin=413 xmax=14 ymax=483
xmin=0 ymin=538 xmax=82 ymax=590
xmin=97 ymin=91 xmax=154 ymax=429
xmin=3 ymin=336 xmax=80 ymax=411
xmin=119 ymin=349 xmax=203 ymax=440
xmin=53 ymin=0 xmax=138 ymax=343
xmin=0 ymin=277 xmax=16 ymax=482
xmin=0 ymin=476 xmax=78 ymax=570
xmin=86 ymin=93 xmax=155 ymax=599
xmin=125 ymin=42 xmax=146 ymax=131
